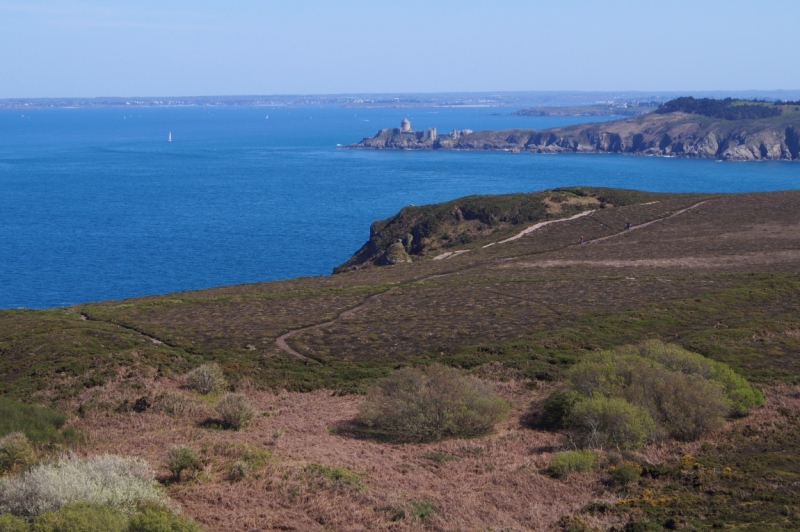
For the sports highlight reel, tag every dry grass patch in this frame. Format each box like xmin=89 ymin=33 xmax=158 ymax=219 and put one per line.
xmin=69 ymin=379 xmax=629 ymax=531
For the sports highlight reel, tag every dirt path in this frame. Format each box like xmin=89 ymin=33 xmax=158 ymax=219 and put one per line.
xmin=275 ymin=272 xmax=459 ymax=359
xmin=483 ymin=209 xmax=596 ymax=248
xmin=275 ymin=291 xmax=394 ymax=359
xmin=588 ymin=200 xmax=710 ymax=245
xmin=81 ymin=313 xmax=167 ymax=346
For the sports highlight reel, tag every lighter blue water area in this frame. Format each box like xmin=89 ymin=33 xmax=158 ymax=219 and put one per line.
xmin=1 ymin=106 xmax=799 ymax=309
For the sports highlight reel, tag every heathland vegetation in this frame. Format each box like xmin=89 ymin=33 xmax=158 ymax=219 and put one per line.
xmin=2 ymin=188 xmax=800 ymax=529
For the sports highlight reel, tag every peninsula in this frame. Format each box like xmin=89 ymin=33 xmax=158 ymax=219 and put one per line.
xmin=2 ymin=188 xmax=800 ymax=530
xmin=348 ymin=97 xmax=800 ymax=161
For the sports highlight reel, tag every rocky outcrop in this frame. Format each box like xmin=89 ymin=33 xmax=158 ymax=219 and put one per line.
xmin=376 ymin=242 xmax=413 ymax=266
xmin=348 ymin=106 xmax=800 ymax=161
xmin=355 ymin=126 xmax=438 ymax=149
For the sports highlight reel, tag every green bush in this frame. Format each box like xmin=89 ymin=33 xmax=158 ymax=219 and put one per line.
xmin=618 ymin=340 xmax=764 ymax=414
xmin=609 ymin=461 xmax=642 ymax=485
xmin=357 ymin=364 xmax=509 ymax=443
xmin=550 ymin=341 xmax=763 ymax=445
xmin=0 ymin=454 xmax=164 ymax=517
xmin=0 ymin=513 xmax=28 ymax=532
xmin=0 ymin=399 xmax=66 ymax=445
xmin=128 ymin=503 xmax=203 ymax=532
xmin=31 ymin=503 xmax=127 ymax=532
xmin=214 ymin=394 xmax=255 ymax=431
xmin=548 ymin=450 xmax=595 ymax=478
xmin=0 ymin=433 xmax=34 ymax=475
xmin=540 ymin=390 xmax=581 ymax=429
xmin=185 ymin=364 xmax=227 ymax=395
xmin=165 ymin=447 xmax=201 ymax=482
xmin=569 ymin=396 xmax=654 ymax=450
xmin=646 ymin=373 xmax=728 ymax=441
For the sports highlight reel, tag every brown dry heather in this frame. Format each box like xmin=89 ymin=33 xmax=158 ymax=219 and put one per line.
xmin=3 ymin=188 xmax=800 ymax=529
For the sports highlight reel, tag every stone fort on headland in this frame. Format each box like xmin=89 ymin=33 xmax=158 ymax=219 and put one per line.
xmin=397 ymin=118 xmax=436 ymax=141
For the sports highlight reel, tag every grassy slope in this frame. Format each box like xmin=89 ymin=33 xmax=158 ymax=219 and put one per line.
xmin=3 ymin=188 xmax=800 ymax=529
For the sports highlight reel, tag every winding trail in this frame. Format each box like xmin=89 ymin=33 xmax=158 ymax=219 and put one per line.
xmin=274 ymin=199 xmax=712 ymax=358
xmin=483 ymin=209 xmax=596 ymax=248
xmin=81 ymin=313 xmax=169 ymax=346
xmin=588 ymin=200 xmax=710 ymax=245
xmin=275 ymin=291 xmax=395 ymax=360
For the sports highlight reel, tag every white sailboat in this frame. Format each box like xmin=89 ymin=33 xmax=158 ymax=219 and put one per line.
xmin=168 ymin=132 xmax=172 ymax=142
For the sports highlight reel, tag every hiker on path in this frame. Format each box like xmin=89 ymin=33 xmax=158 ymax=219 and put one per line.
xmin=626 ymin=222 xmax=631 ymax=230
xmin=580 ymin=236 xmax=584 ymax=245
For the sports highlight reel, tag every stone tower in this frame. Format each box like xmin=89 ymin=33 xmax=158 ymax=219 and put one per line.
xmin=400 ymin=118 xmax=411 ymax=132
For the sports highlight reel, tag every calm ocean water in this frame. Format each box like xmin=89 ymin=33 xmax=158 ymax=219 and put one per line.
xmin=1 ymin=106 xmax=799 ymax=309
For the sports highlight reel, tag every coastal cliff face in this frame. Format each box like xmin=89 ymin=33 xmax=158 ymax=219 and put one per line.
xmin=333 ymin=187 xmax=666 ymax=273
xmin=348 ymin=103 xmax=800 ymax=161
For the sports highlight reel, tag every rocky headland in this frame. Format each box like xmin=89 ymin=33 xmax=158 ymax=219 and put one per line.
xmin=333 ymin=187 xmax=665 ymax=272
xmin=347 ymin=97 xmax=800 ymax=161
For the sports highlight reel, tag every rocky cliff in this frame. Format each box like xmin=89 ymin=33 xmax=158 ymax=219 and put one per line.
xmin=333 ymin=188 xmax=668 ymax=273
xmin=348 ymin=99 xmax=800 ymax=161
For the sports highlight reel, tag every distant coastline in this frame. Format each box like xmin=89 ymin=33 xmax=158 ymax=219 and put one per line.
xmin=4 ymin=90 xmax=800 ymax=110
xmin=348 ymin=97 xmax=800 ymax=162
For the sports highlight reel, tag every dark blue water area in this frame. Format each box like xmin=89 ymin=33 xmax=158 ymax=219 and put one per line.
xmin=1 ymin=106 xmax=799 ymax=309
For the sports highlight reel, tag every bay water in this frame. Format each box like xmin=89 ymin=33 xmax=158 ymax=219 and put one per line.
xmin=1 ymin=106 xmax=798 ymax=309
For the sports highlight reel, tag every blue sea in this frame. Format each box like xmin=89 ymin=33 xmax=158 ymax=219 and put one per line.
xmin=1 ymin=106 xmax=799 ymax=309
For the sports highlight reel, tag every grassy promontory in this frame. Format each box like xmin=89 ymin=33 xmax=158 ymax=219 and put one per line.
xmin=3 ymin=187 xmax=800 ymax=529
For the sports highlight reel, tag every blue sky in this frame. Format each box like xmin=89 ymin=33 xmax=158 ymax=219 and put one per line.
xmin=1 ymin=0 xmax=799 ymax=98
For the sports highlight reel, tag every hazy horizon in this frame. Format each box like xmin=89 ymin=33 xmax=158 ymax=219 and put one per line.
xmin=2 ymin=0 xmax=799 ymax=99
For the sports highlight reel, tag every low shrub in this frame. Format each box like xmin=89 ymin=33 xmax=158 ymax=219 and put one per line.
xmin=31 ymin=503 xmax=127 ymax=532
xmin=422 ymin=452 xmax=457 ymax=463
xmin=157 ymin=394 xmax=204 ymax=418
xmin=214 ymin=394 xmax=255 ymax=430
xmin=540 ymin=390 xmax=581 ymax=429
xmin=357 ymin=364 xmax=509 ymax=443
xmin=14 ymin=502 xmax=205 ymax=532
xmin=0 ymin=399 xmax=66 ymax=445
xmin=609 ymin=461 xmax=642 ymax=485
xmin=0 ymin=513 xmax=28 ymax=532
xmin=303 ymin=463 xmax=363 ymax=490
xmin=408 ymin=502 xmax=438 ymax=520
xmin=569 ymin=396 xmax=654 ymax=450
xmin=543 ymin=341 xmax=763 ymax=447
xmin=127 ymin=502 xmax=203 ymax=532
xmin=548 ymin=450 xmax=595 ymax=478
xmin=0 ymin=433 xmax=34 ymax=475
xmin=185 ymin=364 xmax=227 ymax=395
xmin=165 ymin=447 xmax=201 ymax=482
xmin=619 ymin=340 xmax=764 ymax=415
xmin=227 ymin=461 xmax=250 ymax=482
xmin=0 ymin=454 xmax=164 ymax=517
